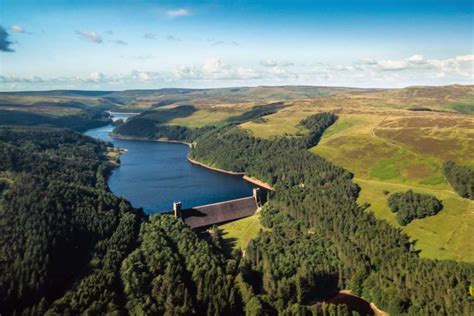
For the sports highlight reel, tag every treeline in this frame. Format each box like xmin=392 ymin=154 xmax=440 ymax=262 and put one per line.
xmin=113 ymin=117 xmax=214 ymax=142
xmin=121 ymin=215 xmax=240 ymax=315
xmin=225 ymin=102 xmax=285 ymax=124
xmin=190 ymin=113 xmax=474 ymax=315
xmin=0 ymin=109 xmax=111 ymax=132
xmin=242 ymin=205 xmax=342 ymax=314
xmin=387 ymin=190 xmax=443 ymax=225
xmin=0 ymin=126 xmax=143 ymax=315
xmin=443 ymin=160 xmax=474 ymax=199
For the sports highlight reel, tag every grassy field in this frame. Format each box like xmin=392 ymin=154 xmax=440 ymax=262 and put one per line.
xmin=219 ymin=214 xmax=263 ymax=254
xmin=311 ymin=112 xmax=473 ymax=187
xmin=356 ymin=179 xmax=474 ymax=262
xmin=169 ymin=108 xmax=244 ymax=127
xmin=239 ymin=87 xmax=474 ymax=262
xmin=242 ymin=105 xmax=314 ymax=137
xmin=310 ymin=112 xmax=474 ymax=262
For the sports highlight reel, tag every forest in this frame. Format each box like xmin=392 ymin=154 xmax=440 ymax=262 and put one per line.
xmin=443 ymin=160 xmax=474 ymax=199
xmin=0 ymin=108 xmax=111 ymax=132
xmin=387 ymin=190 xmax=443 ymax=225
xmin=1 ymin=111 xmax=473 ymax=315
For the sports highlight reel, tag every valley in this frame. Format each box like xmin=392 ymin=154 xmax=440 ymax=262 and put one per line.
xmin=1 ymin=84 xmax=473 ymax=315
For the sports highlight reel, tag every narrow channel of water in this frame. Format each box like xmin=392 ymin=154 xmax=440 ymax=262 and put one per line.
xmin=85 ymin=118 xmax=254 ymax=213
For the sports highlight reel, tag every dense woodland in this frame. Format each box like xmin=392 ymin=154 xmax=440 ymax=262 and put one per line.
xmin=0 ymin=108 xmax=111 ymax=132
xmin=1 ymin=109 xmax=473 ymax=315
xmin=443 ymin=160 xmax=474 ymax=199
xmin=387 ymin=190 xmax=443 ymax=225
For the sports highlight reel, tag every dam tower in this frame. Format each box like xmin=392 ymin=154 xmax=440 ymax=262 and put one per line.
xmin=173 ymin=201 xmax=182 ymax=219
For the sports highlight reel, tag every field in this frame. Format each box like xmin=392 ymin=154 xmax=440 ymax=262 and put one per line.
xmin=169 ymin=108 xmax=245 ymax=127
xmin=356 ymin=179 xmax=474 ymax=262
xmin=218 ymin=214 xmax=263 ymax=254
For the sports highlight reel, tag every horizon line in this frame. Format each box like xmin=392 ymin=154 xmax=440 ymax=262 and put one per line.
xmin=1 ymin=82 xmax=472 ymax=93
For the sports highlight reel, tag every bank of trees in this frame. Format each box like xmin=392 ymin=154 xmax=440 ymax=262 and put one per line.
xmin=113 ymin=117 xmax=214 ymax=142
xmin=0 ymin=127 xmax=142 ymax=315
xmin=242 ymin=205 xmax=341 ymax=313
xmin=0 ymin=109 xmax=110 ymax=132
xmin=387 ymin=190 xmax=443 ymax=225
xmin=121 ymin=215 xmax=240 ymax=315
xmin=443 ymin=160 xmax=474 ymax=199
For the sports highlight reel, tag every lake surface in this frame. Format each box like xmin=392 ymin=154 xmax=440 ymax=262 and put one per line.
xmin=85 ymin=123 xmax=254 ymax=213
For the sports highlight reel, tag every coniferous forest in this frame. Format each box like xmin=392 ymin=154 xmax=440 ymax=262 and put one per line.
xmin=443 ymin=160 xmax=474 ymax=199
xmin=1 ymin=111 xmax=473 ymax=315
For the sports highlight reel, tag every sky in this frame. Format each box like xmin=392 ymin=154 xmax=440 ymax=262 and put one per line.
xmin=0 ymin=0 xmax=473 ymax=91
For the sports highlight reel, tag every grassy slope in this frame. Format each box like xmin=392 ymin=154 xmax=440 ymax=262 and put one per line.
xmin=169 ymin=108 xmax=245 ymax=127
xmin=240 ymin=86 xmax=474 ymax=262
xmin=219 ymin=214 xmax=263 ymax=253
xmin=312 ymin=112 xmax=474 ymax=262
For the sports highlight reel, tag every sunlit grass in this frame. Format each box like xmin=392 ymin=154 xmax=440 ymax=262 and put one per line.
xmin=219 ymin=214 xmax=263 ymax=253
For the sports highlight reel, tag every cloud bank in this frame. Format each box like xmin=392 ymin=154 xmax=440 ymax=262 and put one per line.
xmin=1 ymin=54 xmax=472 ymax=90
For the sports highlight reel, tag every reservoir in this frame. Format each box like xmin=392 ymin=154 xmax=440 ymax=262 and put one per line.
xmin=85 ymin=122 xmax=254 ymax=213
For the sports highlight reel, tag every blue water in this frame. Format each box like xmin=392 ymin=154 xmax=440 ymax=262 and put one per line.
xmin=85 ymin=124 xmax=254 ymax=213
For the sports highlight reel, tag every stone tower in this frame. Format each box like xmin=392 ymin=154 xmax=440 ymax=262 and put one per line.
xmin=252 ymin=188 xmax=261 ymax=207
xmin=173 ymin=201 xmax=182 ymax=219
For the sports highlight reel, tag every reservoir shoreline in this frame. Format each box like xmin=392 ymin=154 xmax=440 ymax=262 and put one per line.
xmin=112 ymin=132 xmax=274 ymax=190
xmin=85 ymin=123 xmax=257 ymax=212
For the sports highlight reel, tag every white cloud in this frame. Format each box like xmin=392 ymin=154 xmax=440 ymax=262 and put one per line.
xmin=407 ymin=54 xmax=424 ymax=62
xmin=10 ymin=24 xmax=28 ymax=34
xmin=166 ymin=9 xmax=191 ymax=18
xmin=260 ymin=59 xmax=294 ymax=67
xmin=88 ymin=72 xmax=105 ymax=82
xmin=75 ymin=31 xmax=103 ymax=44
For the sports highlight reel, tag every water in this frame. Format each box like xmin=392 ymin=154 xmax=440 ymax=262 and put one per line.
xmin=85 ymin=123 xmax=254 ymax=213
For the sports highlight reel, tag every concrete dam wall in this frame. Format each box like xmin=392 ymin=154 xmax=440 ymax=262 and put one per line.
xmin=172 ymin=188 xmax=265 ymax=230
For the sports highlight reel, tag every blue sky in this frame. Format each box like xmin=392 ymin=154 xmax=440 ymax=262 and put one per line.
xmin=0 ymin=0 xmax=473 ymax=90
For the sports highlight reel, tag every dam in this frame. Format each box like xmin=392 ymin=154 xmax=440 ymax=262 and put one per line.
xmin=171 ymin=188 xmax=265 ymax=230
